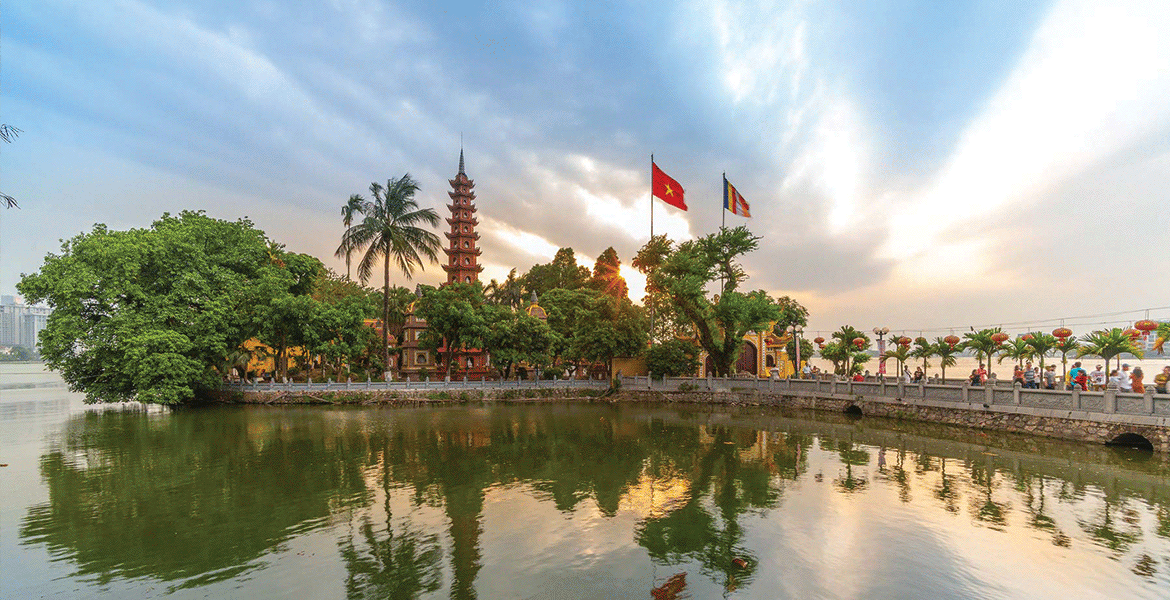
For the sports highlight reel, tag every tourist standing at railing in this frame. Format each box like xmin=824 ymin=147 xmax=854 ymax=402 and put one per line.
xmin=1090 ymin=365 xmax=1106 ymax=391
xmin=1068 ymin=362 xmax=1087 ymax=391
xmin=1119 ymin=364 xmax=1133 ymax=392
xmin=1013 ymin=365 xmax=1024 ymax=386
xmin=1132 ymin=367 xmax=1145 ymax=393
xmin=1109 ymin=369 xmax=1122 ymax=389
xmin=977 ymin=363 xmax=987 ymax=384
xmin=1023 ymin=362 xmax=1038 ymax=389
xmin=1154 ymin=366 xmax=1170 ymax=394
xmin=1043 ymin=365 xmax=1056 ymax=389
xmin=969 ymin=369 xmax=982 ymax=386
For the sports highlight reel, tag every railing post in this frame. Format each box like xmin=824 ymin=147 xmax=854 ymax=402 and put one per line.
xmin=1071 ymin=387 xmax=1081 ymax=410
xmin=1013 ymin=382 xmax=1021 ymax=405
xmin=1143 ymin=390 xmax=1154 ymax=414
xmin=1104 ymin=387 xmax=1117 ymax=413
xmin=961 ymin=381 xmax=970 ymax=404
xmin=984 ymin=385 xmax=994 ymax=407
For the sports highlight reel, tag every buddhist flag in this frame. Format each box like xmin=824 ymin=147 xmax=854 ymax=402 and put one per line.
xmin=723 ymin=175 xmax=750 ymax=217
xmin=652 ymin=162 xmax=687 ymax=211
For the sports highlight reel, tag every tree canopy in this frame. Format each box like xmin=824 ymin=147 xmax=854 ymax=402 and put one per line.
xmin=18 ymin=211 xmax=318 ymax=404
xmin=641 ymin=227 xmax=782 ymax=377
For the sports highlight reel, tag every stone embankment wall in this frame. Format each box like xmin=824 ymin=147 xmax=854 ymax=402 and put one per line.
xmin=617 ymin=389 xmax=1170 ymax=453
xmin=215 ymin=383 xmax=1170 ymax=452
xmin=213 ymin=386 xmax=608 ymax=405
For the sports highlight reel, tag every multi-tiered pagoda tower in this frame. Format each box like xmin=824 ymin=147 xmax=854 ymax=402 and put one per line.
xmin=442 ymin=150 xmax=483 ymax=285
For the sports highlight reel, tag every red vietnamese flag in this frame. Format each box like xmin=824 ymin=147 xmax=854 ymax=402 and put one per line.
xmin=652 ymin=162 xmax=687 ymax=211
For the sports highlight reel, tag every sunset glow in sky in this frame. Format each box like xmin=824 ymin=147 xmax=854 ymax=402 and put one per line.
xmin=4 ymin=0 xmax=1169 ymax=333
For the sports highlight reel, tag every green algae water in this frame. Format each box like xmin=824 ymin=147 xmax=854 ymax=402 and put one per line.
xmin=3 ymin=366 xmax=1170 ymax=599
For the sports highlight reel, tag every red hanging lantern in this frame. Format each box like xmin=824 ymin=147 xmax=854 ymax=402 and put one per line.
xmin=1124 ymin=328 xmax=1141 ymax=340
xmin=852 ymin=337 xmax=866 ymax=349
xmin=1021 ymin=333 xmax=1034 ymax=341
xmin=1052 ymin=327 xmax=1072 ymax=339
xmin=897 ymin=336 xmax=912 ymax=346
xmin=991 ymin=332 xmax=1010 ymax=345
xmin=1135 ymin=320 xmax=1158 ymax=333
xmin=814 ymin=336 xmax=825 ymax=346
xmin=944 ymin=335 xmax=960 ymax=348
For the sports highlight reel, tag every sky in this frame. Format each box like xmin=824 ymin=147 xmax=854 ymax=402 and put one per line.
xmin=3 ymin=0 xmax=1169 ymax=337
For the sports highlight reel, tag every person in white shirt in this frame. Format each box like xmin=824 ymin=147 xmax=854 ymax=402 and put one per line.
xmin=1089 ymin=365 xmax=1106 ymax=391
xmin=902 ymin=368 xmax=912 ymax=384
xmin=1118 ymin=364 xmax=1133 ymax=392
xmin=1108 ymin=370 xmax=1123 ymax=390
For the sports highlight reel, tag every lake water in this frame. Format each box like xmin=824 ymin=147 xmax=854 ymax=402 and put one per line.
xmin=3 ymin=363 xmax=1170 ymax=599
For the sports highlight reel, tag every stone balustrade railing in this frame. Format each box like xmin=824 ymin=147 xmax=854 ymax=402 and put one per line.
xmin=225 ymin=376 xmax=610 ymax=393
xmin=620 ymin=375 xmax=1170 ymax=417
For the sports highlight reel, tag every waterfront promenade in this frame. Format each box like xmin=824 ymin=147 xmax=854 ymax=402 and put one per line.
xmin=223 ymin=373 xmax=1170 ymax=452
xmin=621 ymin=375 xmax=1170 ymax=452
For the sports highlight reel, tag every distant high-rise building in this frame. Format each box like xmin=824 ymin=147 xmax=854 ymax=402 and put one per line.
xmin=0 ymin=296 xmax=50 ymax=348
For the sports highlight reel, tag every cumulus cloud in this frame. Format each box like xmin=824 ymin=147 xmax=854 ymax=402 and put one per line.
xmin=4 ymin=0 xmax=1168 ymax=337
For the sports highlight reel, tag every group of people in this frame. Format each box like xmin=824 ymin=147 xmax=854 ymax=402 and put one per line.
xmin=1005 ymin=361 xmax=1170 ymax=393
xmin=802 ymin=361 xmax=1170 ymax=393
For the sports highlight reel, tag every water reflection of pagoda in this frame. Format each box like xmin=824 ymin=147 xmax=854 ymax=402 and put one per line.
xmin=399 ymin=150 xmax=491 ymax=381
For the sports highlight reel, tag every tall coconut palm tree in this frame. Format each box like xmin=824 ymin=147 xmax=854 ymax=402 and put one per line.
xmin=1077 ymin=328 xmax=1143 ymax=381
xmin=933 ymin=338 xmax=960 ymax=382
xmin=911 ymin=337 xmax=935 ymax=374
xmin=1054 ymin=337 xmax=1081 ymax=384
xmin=335 ymin=194 xmax=366 ymax=280
xmin=998 ymin=338 xmax=1033 ymax=370
xmin=1024 ymin=332 xmax=1057 ymax=375
xmin=830 ymin=326 xmax=869 ymax=377
xmin=881 ymin=346 xmax=911 ymax=378
xmin=344 ymin=174 xmax=441 ymax=371
xmin=962 ymin=328 xmax=1002 ymax=380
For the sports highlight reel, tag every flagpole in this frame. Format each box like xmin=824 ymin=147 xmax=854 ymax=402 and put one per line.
xmin=649 ymin=153 xmax=655 ymax=348
xmin=720 ymin=173 xmax=726 ymax=296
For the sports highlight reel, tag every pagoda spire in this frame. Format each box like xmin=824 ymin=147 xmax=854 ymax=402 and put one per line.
xmin=443 ymin=148 xmax=483 ymax=285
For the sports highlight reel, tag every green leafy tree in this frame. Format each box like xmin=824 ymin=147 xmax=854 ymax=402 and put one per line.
xmin=17 ymin=211 xmax=283 ymax=404
xmin=416 ymin=283 xmax=491 ymax=379
xmin=784 ymin=338 xmax=815 ymax=372
xmin=571 ymin=294 xmax=648 ymax=378
xmin=522 ymin=247 xmax=590 ymax=297
xmin=632 ymin=234 xmax=690 ymax=344
xmin=541 ymin=287 xmax=598 ymax=377
xmin=483 ymin=308 xmax=556 ymax=379
xmin=646 ymin=338 xmax=701 ymax=379
xmin=589 ymin=247 xmax=629 ymax=301
xmin=644 ymin=227 xmax=781 ymax=377
xmin=933 ymin=338 xmax=960 ymax=382
xmin=340 ymin=174 xmax=441 ymax=372
xmin=1077 ymin=329 xmax=1143 ymax=380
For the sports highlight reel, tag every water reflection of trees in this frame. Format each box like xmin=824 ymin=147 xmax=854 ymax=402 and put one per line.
xmin=19 ymin=408 xmax=373 ymax=587
xmin=21 ymin=403 xmax=1170 ymax=596
xmin=636 ymin=426 xmax=809 ymax=595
